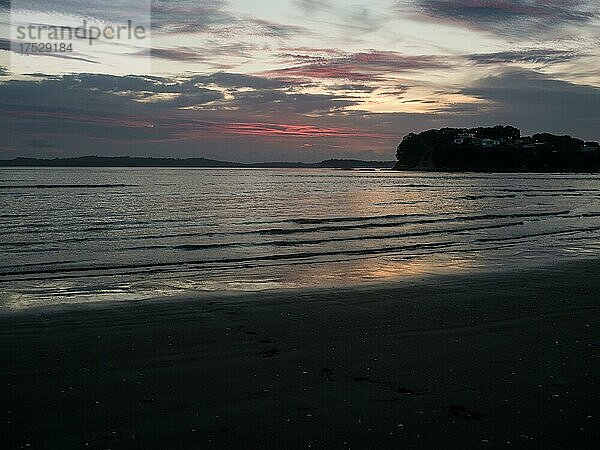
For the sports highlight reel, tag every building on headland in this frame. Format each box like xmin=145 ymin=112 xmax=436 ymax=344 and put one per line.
xmin=453 ymin=131 xmax=479 ymax=145
xmin=581 ymin=142 xmax=600 ymax=152
xmin=451 ymin=127 xmax=520 ymax=148
xmin=440 ymin=127 xmax=597 ymax=155
xmin=482 ymin=139 xmax=501 ymax=147
xmin=396 ymin=126 xmax=600 ymax=172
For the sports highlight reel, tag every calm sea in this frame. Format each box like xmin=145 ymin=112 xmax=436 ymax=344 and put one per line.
xmin=1 ymin=168 xmax=599 ymax=311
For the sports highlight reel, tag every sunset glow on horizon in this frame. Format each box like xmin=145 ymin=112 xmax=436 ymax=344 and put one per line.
xmin=1 ymin=0 xmax=599 ymax=162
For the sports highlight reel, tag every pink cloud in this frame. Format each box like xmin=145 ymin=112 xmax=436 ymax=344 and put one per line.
xmin=171 ymin=120 xmax=390 ymax=140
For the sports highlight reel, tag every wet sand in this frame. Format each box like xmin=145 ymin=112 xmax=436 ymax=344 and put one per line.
xmin=1 ymin=260 xmax=599 ymax=449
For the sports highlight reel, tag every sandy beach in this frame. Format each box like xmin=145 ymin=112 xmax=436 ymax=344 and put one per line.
xmin=1 ymin=259 xmax=599 ymax=449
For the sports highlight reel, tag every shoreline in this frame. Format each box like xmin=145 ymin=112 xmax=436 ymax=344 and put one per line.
xmin=1 ymin=253 xmax=598 ymax=317
xmin=1 ymin=258 xmax=599 ymax=448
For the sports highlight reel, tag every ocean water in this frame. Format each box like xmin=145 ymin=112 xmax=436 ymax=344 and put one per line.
xmin=1 ymin=168 xmax=599 ymax=311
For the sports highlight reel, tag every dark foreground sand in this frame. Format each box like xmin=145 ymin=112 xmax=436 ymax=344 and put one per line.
xmin=1 ymin=260 xmax=599 ymax=449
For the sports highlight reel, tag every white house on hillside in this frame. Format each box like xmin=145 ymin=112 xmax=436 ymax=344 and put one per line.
xmin=482 ymin=139 xmax=501 ymax=147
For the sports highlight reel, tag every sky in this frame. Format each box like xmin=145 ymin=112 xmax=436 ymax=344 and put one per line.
xmin=0 ymin=0 xmax=599 ymax=162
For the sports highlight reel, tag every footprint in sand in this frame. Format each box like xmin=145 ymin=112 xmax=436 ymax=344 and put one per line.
xmin=320 ymin=368 xmax=333 ymax=381
xmin=447 ymin=404 xmax=486 ymax=420
xmin=396 ymin=387 xmax=425 ymax=395
xmin=354 ymin=376 xmax=376 ymax=383
xmin=261 ymin=348 xmax=280 ymax=357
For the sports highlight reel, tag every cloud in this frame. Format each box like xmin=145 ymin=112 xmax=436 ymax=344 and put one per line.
xmin=147 ymin=42 xmax=259 ymax=70
xmin=171 ymin=120 xmax=388 ymax=140
xmin=342 ymin=5 xmax=386 ymax=34
xmin=269 ymin=49 xmax=450 ymax=81
xmin=329 ymin=83 xmax=379 ymax=93
xmin=293 ymin=0 xmax=332 ymax=14
xmin=11 ymin=0 xmax=152 ymax=22
xmin=0 ymin=71 xmax=353 ymax=119
xmin=467 ymin=49 xmax=582 ymax=65
xmin=151 ymin=0 xmax=232 ymax=34
xmin=176 ymin=73 xmax=358 ymax=114
xmin=200 ymin=72 xmax=291 ymax=90
xmin=0 ymin=73 xmax=225 ymax=117
xmin=462 ymin=69 xmax=599 ymax=113
xmin=2 ymin=65 xmax=598 ymax=162
xmin=247 ymin=19 xmax=305 ymax=38
xmin=409 ymin=0 xmax=600 ymax=36
xmin=226 ymin=90 xmax=358 ymax=114
xmin=3 ymin=108 xmax=158 ymax=129
xmin=150 ymin=47 xmax=208 ymax=62
xmin=9 ymin=1 xmax=303 ymax=42
xmin=151 ymin=0 xmax=304 ymax=38
xmin=0 ymin=71 xmax=376 ymax=154
xmin=292 ymin=1 xmax=389 ymax=37
xmin=378 ymin=85 xmax=412 ymax=97
xmin=451 ymin=68 xmax=600 ymax=138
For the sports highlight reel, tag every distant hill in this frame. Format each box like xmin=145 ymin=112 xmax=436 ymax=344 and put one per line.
xmin=395 ymin=126 xmax=600 ymax=172
xmin=0 ymin=156 xmax=395 ymax=169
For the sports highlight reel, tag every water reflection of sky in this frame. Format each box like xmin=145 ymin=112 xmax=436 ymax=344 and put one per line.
xmin=1 ymin=169 xmax=599 ymax=311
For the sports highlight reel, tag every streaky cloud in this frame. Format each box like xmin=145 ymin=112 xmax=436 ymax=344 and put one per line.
xmin=406 ymin=0 xmax=599 ymax=36
xmin=171 ymin=120 xmax=389 ymax=140
xmin=151 ymin=0 xmax=304 ymax=38
xmin=269 ymin=49 xmax=450 ymax=81
xmin=467 ymin=49 xmax=582 ymax=65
